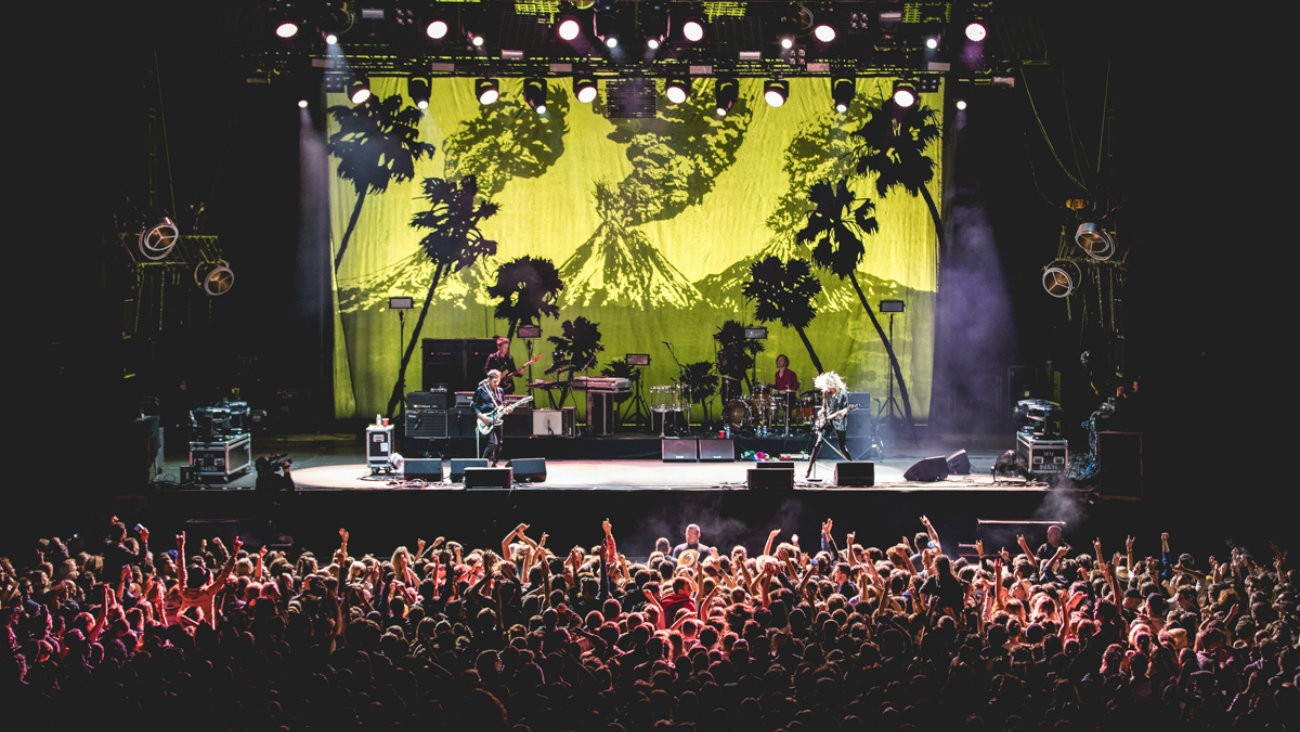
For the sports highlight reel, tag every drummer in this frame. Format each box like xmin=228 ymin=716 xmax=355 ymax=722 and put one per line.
xmin=771 ymin=354 xmax=800 ymax=393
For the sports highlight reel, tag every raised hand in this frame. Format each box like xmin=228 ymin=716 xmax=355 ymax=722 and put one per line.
xmin=821 ymin=519 xmax=833 ymax=536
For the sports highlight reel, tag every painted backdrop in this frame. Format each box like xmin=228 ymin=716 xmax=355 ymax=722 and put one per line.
xmin=324 ymin=76 xmax=942 ymax=426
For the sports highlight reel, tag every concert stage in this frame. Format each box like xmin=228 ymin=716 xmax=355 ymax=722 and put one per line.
xmin=113 ymin=427 xmax=1143 ymax=561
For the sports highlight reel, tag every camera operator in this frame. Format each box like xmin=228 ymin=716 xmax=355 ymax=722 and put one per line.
xmin=255 ymin=454 xmax=294 ymax=493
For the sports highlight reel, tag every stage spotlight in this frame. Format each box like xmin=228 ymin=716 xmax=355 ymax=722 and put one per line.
xmin=573 ymin=75 xmax=598 ymax=104
xmin=714 ymin=77 xmax=738 ymax=117
xmin=408 ymin=77 xmax=431 ymax=110
xmin=523 ymin=78 xmax=547 ymax=114
xmin=831 ymin=75 xmax=855 ymax=113
xmin=318 ymin=0 xmax=354 ymax=42
xmin=763 ymin=79 xmax=788 ymax=108
xmin=1042 ymin=260 xmax=1082 ymax=298
xmin=955 ymin=98 xmax=968 ymax=111
xmin=425 ymin=18 xmax=449 ymax=40
xmin=664 ymin=76 xmax=690 ymax=104
xmin=348 ymin=77 xmax=371 ymax=105
xmin=1074 ymin=222 xmax=1116 ymax=261
xmin=892 ymin=80 xmax=917 ymax=108
xmin=682 ymin=17 xmax=705 ymax=42
xmin=813 ymin=22 xmax=836 ymax=43
xmin=138 ymin=216 xmax=180 ymax=261
xmin=964 ymin=19 xmax=987 ymax=42
xmin=557 ymin=15 xmax=582 ymax=41
xmin=476 ymin=78 xmax=500 ymax=105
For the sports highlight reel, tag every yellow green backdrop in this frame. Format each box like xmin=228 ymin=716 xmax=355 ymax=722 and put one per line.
xmin=325 ymin=76 xmax=942 ymax=425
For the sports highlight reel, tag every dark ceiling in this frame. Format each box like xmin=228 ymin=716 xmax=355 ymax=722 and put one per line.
xmin=240 ymin=0 xmax=1048 ymax=85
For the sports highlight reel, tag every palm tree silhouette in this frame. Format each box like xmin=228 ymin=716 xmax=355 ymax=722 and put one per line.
xmin=384 ymin=175 xmax=500 ymax=417
xmin=442 ymin=81 xmax=572 ymax=199
xmin=548 ymin=317 xmax=604 ymax=375
xmin=713 ymin=320 xmax=760 ymax=401
xmin=744 ymin=256 xmax=825 ymax=374
xmin=678 ymin=361 xmax=719 ymax=424
xmin=797 ymin=178 xmax=916 ymax=437
xmin=486 ymin=256 xmax=564 ymax=340
xmin=327 ymin=94 xmax=437 ymax=273
xmin=849 ymin=98 xmax=943 ymax=246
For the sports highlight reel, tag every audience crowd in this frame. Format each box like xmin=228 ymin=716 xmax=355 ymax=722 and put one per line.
xmin=3 ymin=513 xmax=1296 ymax=731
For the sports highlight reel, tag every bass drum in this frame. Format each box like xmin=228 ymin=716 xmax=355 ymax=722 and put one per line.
xmin=793 ymin=390 xmax=819 ymax=424
xmin=723 ymin=399 xmax=751 ymax=430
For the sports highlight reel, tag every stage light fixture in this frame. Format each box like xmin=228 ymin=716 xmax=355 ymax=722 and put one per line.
xmin=138 ymin=216 xmax=180 ymax=261
xmin=1074 ymin=222 xmax=1116 ymax=261
xmin=557 ymin=16 xmax=582 ymax=41
xmin=523 ymin=78 xmax=547 ymax=114
xmin=425 ymin=18 xmax=449 ymax=39
xmin=664 ymin=76 xmax=690 ymax=104
xmin=813 ymin=22 xmax=836 ymax=43
xmin=892 ymin=80 xmax=917 ymax=108
xmin=965 ymin=19 xmax=987 ymax=42
xmin=682 ymin=17 xmax=705 ymax=42
xmin=1042 ymin=260 xmax=1082 ymax=298
xmin=573 ymin=75 xmax=598 ymax=104
xmin=763 ymin=79 xmax=789 ymax=108
xmin=348 ymin=77 xmax=371 ymax=105
xmin=831 ymin=75 xmax=855 ymax=113
xmin=195 ymin=259 xmax=235 ymax=297
xmin=714 ymin=77 xmax=738 ymax=117
xmin=318 ymin=0 xmax=354 ymax=41
xmin=955 ymin=98 xmax=968 ymax=111
xmin=476 ymin=78 xmax=500 ymax=105
xmin=408 ymin=76 xmax=431 ymax=110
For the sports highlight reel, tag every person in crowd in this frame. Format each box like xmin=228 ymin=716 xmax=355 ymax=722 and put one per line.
xmin=669 ymin=523 xmax=713 ymax=559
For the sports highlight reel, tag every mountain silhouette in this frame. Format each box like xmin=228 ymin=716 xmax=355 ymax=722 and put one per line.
xmin=559 ymin=219 xmax=700 ymax=310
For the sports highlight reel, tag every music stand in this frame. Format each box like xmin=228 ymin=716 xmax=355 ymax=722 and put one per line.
xmin=389 ymin=297 xmax=414 ymax=417
xmin=877 ymin=299 xmax=904 ymax=422
xmin=623 ymin=354 xmax=651 ymax=431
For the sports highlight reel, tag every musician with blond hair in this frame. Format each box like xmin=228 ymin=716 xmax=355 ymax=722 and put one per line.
xmin=808 ymin=371 xmax=850 ymax=466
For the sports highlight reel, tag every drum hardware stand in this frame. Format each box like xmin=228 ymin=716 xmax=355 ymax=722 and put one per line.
xmin=622 ymin=364 xmax=651 ymax=432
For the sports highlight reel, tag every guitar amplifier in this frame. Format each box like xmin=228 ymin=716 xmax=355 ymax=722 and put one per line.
xmin=504 ymin=408 xmax=533 ymax=438
xmin=405 ymin=408 xmax=449 ymax=438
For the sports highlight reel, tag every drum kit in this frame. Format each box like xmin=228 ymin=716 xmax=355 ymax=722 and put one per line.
xmin=721 ymin=386 xmax=821 ymax=436
xmin=650 ymin=384 xmax=691 ymax=437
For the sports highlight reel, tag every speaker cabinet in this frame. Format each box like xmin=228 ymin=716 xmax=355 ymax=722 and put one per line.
xmin=406 ymin=408 xmax=448 ymax=438
xmin=698 ymin=438 xmax=734 ymax=462
xmin=407 ymin=389 xmax=450 ymax=410
xmin=464 ymin=467 xmax=512 ymax=490
xmin=662 ymin=439 xmax=697 ymax=462
xmin=946 ymin=449 xmax=972 ymax=475
xmin=756 ymin=461 xmax=795 ymax=470
xmin=748 ymin=468 xmax=793 ymax=491
xmin=508 ymin=457 xmax=547 ymax=483
xmin=834 ymin=461 xmax=875 ymax=487
xmin=503 ymin=408 xmax=533 ymax=438
xmin=903 ymin=456 xmax=950 ymax=482
xmin=533 ymin=408 xmax=575 ymax=437
xmin=403 ymin=458 xmax=443 ymax=481
xmin=449 ymin=458 xmax=488 ymax=482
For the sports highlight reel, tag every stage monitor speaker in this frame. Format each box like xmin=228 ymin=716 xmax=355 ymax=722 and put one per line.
xmin=449 ymin=458 xmax=488 ymax=482
xmin=755 ymin=461 xmax=795 ymax=470
xmin=403 ymin=458 xmax=443 ymax=481
xmin=946 ymin=449 xmax=972 ymax=475
xmin=464 ymin=466 xmax=512 ymax=490
xmin=748 ymin=468 xmax=793 ymax=491
xmin=903 ymin=456 xmax=950 ymax=482
xmin=662 ymin=439 xmax=697 ymax=462
xmin=698 ymin=438 xmax=735 ymax=462
xmin=834 ymin=461 xmax=875 ymax=487
xmin=508 ymin=457 xmax=547 ymax=483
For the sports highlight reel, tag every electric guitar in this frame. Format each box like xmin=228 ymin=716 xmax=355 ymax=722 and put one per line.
xmin=477 ymin=396 xmax=533 ymax=435
xmin=493 ymin=353 xmax=543 ymax=392
xmin=815 ymin=403 xmax=860 ymax=431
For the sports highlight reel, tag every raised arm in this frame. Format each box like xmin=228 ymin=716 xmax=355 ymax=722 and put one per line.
xmin=503 ymin=523 xmax=526 ymax=561
xmin=176 ymin=532 xmax=190 ymax=591
xmin=763 ymin=528 xmax=781 ymax=558
xmin=919 ymin=515 xmax=941 ymax=554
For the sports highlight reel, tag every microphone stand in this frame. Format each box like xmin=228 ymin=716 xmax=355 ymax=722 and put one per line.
xmin=804 ymin=405 xmax=848 ymax=481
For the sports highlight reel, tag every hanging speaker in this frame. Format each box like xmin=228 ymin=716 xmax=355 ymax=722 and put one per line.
xmin=903 ymin=456 xmax=949 ymax=482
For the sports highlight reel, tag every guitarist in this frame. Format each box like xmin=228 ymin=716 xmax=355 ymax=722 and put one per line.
xmin=809 ymin=370 xmax=851 ymax=465
xmin=473 ymin=370 xmax=507 ymax=467
xmin=484 ymin=336 xmax=540 ymax=395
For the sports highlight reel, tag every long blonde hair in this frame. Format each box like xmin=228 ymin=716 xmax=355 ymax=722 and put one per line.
xmin=814 ymin=371 xmax=846 ymax=392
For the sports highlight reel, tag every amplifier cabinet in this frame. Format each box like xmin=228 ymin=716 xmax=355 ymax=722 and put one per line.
xmin=189 ymin=434 xmax=253 ymax=483
xmin=533 ymin=408 xmax=576 ymax=437
xmin=406 ymin=408 xmax=449 ymax=438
